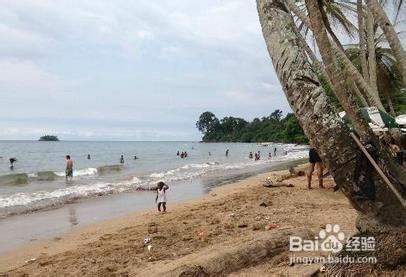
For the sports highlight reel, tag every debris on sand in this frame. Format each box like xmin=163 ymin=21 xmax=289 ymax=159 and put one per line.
xmin=265 ymin=224 xmax=278 ymax=230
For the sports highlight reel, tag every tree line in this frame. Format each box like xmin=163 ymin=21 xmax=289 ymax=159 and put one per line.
xmin=196 ymin=110 xmax=308 ymax=144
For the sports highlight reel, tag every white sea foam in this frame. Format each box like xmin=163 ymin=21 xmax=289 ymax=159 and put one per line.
xmin=54 ymin=168 xmax=98 ymax=177
xmin=0 ymin=149 xmax=308 ymax=216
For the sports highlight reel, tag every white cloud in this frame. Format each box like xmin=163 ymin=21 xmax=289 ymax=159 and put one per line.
xmin=0 ymin=59 xmax=66 ymax=94
xmin=0 ymin=0 xmax=288 ymax=140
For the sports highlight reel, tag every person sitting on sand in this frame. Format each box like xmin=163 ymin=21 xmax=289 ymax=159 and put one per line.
xmin=65 ymin=155 xmax=73 ymax=180
xmin=155 ymin=181 xmax=169 ymax=213
xmin=307 ymin=148 xmax=324 ymax=189
xmin=120 ymin=155 xmax=125 ymax=164
xmin=268 ymin=153 xmax=272 ymax=159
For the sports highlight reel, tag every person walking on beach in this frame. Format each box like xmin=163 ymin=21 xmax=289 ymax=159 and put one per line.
xmin=155 ymin=181 xmax=169 ymax=213
xmin=65 ymin=155 xmax=73 ymax=181
xmin=274 ymin=147 xmax=277 ymax=156
xmin=307 ymin=148 xmax=324 ymax=189
xmin=120 ymin=155 xmax=125 ymax=164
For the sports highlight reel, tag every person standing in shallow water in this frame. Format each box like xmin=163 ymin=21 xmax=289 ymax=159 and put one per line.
xmin=155 ymin=181 xmax=169 ymax=213
xmin=65 ymin=155 xmax=73 ymax=181
xmin=9 ymin=158 xmax=17 ymax=170
xmin=226 ymin=149 xmax=229 ymax=157
xmin=307 ymin=148 xmax=324 ymax=189
xmin=120 ymin=155 xmax=124 ymax=164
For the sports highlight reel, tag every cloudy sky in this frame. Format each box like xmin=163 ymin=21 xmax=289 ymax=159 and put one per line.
xmin=0 ymin=0 xmax=289 ymax=141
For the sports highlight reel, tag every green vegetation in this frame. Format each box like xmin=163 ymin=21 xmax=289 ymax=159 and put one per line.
xmin=39 ymin=135 xmax=59 ymax=141
xmin=196 ymin=110 xmax=308 ymax=144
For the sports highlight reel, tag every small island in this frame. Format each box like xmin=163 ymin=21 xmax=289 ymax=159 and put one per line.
xmin=39 ymin=135 xmax=59 ymax=141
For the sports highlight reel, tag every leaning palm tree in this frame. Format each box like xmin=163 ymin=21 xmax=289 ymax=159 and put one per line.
xmin=345 ymin=44 xmax=404 ymax=114
xmin=256 ymin=0 xmax=405 ymax=272
xmin=284 ymin=0 xmax=387 ymax=111
xmin=367 ymin=0 xmax=406 ymax=87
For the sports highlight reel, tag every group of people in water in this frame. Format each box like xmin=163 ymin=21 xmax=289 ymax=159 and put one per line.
xmin=177 ymin=147 xmax=287 ymax=161
xmin=176 ymin=151 xmax=188 ymax=158
xmin=248 ymin=147 xmax=286 ymax=161
xmin=64 ymin=154 xmax=138 ymax=180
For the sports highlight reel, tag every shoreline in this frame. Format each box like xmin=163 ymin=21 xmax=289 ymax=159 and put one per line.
xmin=0 ymin=161 xmax=360 ymax=275
xmin=0 ymin=159 xmax=305 ymax=255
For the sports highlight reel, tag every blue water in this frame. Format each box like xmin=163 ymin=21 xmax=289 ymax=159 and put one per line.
xmin=0 ymin=141 xmax=308 ymax=218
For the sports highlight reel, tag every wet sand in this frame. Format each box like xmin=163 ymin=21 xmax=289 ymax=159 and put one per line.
xmin=0 ymin=160 xmax=304 ymax=254
xmin=0 ymin=163 xmax=362 ymax=276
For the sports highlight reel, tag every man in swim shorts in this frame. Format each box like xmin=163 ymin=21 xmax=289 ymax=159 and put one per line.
xmin=65 ymin=155 xmax=73 ymax=180
xmin=307 ymin=148 xmax=323 ymax=189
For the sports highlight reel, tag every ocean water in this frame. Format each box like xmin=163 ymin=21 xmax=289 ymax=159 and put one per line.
xmin=0 ymin=141 xmax=308 ymax=218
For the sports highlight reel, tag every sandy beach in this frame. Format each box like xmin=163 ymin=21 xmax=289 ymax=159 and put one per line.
xmin=0 ymin=163 xmax=367 ymax=276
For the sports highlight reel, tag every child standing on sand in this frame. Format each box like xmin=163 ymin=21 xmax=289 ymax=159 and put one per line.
xmin=155 ymin=181 xmax=169 ymax=213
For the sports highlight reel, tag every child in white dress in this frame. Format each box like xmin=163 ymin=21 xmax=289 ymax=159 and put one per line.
xmin=155 ymin=181 xmax=169 ymax=212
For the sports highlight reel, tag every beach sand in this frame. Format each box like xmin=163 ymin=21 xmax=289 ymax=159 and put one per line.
xmin=0 ymin=164 xmax=359 ymax=276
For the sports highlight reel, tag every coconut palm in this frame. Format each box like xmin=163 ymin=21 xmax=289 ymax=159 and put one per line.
xmin=257 ymin=0 xmax=406 ymax=269
xmin=367 ymin=0 xmax=406 ymax=87
xmin=357 ymin=0 xmax=370 ymax=80
xmin=284 ymin=0 xmax=387 ymax=111
xmin=345 ymin=44 xmax=404 ymax=114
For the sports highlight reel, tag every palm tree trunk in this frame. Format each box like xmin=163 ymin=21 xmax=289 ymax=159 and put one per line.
xmin=357 ymin=0 xmax=369 ymax=80
xmin=350 ymin=80 xmax=369 ymax=107
xmin=305 ymin=1 xmax=371 ymax=140
xmin=365 ymin=7 xmax=381 ymax=105
xmin=367 ymin=0 xmax=406 ymax=88
xmin=290 ymin=21 xmax=334 ymax=89
xmin=257 ymin=0 xmax=405 ymax=243
xmin=284 ymin=0 xmax=386 ymax=111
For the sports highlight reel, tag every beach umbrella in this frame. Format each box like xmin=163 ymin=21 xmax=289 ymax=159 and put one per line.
xmin=339 ymin=107 xmax=399 ymax=129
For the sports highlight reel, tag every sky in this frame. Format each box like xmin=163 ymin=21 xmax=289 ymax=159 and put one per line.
xmin=0 ymin=0 xmax=291 ymax=141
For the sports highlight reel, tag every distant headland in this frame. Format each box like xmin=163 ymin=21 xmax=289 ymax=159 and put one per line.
xmin=39 ymin=135 xmax=59 ymax=141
